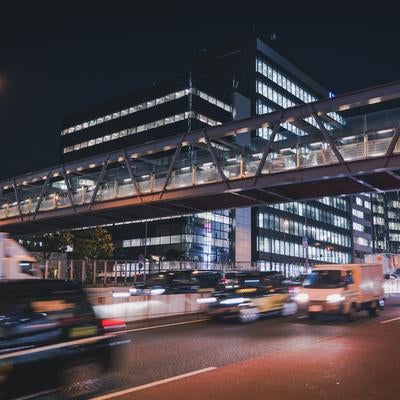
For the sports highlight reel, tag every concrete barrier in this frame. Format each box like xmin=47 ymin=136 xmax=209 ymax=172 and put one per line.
xmin=85 ymin=287 xmax=209 ymax=322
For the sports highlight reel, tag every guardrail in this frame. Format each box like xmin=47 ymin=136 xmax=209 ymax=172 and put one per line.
xmin=384 ymin=279 xmax=400 ymax=297
xmin=85 ymin=289 xmax=209 ymax=322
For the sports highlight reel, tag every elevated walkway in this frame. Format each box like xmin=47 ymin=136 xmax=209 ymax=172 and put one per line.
xmin=2 ymin=81 xmax=400 ymax=233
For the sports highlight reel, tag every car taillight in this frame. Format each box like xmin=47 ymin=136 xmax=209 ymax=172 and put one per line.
xmin=101 ymin=318 xmax=126 ymax=332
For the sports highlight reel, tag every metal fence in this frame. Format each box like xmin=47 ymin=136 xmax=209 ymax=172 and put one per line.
xmin=39 ymin=259 xmax=250 ymax=287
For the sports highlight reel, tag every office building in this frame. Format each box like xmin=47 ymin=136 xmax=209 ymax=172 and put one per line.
xmin=60 ymin=74 xmax=233 ymax=265
xmin=194 ymin=34 xmax=370 ymax=274
xmin=28 ymin=34 xmax=383 ymax=272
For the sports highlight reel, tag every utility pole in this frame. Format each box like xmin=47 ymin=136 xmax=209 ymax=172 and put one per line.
xmin=144 ymin=220 xmax=148 ymax=280
xmin=304 ymin=201 xmax=309 ymax=272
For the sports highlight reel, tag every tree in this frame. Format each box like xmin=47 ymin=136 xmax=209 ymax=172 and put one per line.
xmin=166 ymin=248 xmax=183 ymax=261
xmin=28 ymin=231 xmax=73 ymax=261
xmin=72 ymin=227 xmax=115 ymax=260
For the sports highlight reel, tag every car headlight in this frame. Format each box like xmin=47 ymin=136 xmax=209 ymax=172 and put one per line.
xmin=150 ymin=288 xmax=166 ymax=295
xmin=220 ymin=297 xmax=250 ymax=305
xmin=326 ymin=294 xmax=345 ymax=303
xmin=294 ymin=293 xmax=309 ymax=303
xmin=196 ymin=297 xmax=217 ymax=304
xmin=112 ymin=291 xmax=130 ymax=298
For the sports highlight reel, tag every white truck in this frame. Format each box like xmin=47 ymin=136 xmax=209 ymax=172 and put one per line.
xmin=0 ymin=232 xmax=40 ymax=280
xmin=294 ymin=263 xmax=384 ymax=320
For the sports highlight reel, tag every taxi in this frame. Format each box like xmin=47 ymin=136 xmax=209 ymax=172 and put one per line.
xmin=205 ymin=285 xmax=298 ymax=323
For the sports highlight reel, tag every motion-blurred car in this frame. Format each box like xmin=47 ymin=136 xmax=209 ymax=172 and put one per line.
xmin=216 ymin=270 xmax=285 ymax=291
xmin=204 ymin=284 xmax=298 ymax=323
xmin=384 ymin=273 xmax=399 ymax=280
xmin=129 ymin=270 xmax=222 ymax=295
xmin=0 ymin=279 xmax=127 ymax=399
xmin=284 ymin=274 xmax=308 ymax=298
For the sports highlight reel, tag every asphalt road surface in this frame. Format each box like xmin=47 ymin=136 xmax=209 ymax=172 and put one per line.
xmin=32 ymin=296 xmax=400 ymax=400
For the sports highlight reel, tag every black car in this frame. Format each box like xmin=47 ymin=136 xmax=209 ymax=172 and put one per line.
xmin=130 ymin=270 xmax=222 ymax=295
xmin=0 ymin=279 xmax=127 ymax=399
xmin=216 ymin=270 xmax=285 ymax=291
xmin=283 ymin=274 xmax=308 ymax=298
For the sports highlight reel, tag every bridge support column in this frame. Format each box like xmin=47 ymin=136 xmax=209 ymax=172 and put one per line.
xmin=191 ymin=165 xmax=196 ymax=185
xmin=92 ymin=260 xmax=96 ymax=286
xmin=69 ymin=260 xmax=74 ymax=280
xmin=81 ymin=261 xmax=86 ymax=284
xmin=103 ymin=260 xmax=107 ymax=286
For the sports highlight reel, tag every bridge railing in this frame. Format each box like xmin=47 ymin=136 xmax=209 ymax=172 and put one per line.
xmin=0 ymin=126 xmax=399 ymax=221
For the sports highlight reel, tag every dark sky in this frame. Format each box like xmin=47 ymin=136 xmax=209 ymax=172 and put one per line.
xmin=1 ymin=2 xmax=400 ymax=180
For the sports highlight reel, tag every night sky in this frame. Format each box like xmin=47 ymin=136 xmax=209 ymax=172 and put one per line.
xmin=1 ymin=2 xmax=400 ymax=180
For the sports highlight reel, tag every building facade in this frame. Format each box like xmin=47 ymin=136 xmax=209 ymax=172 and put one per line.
xmin=60 ymin=74 xmax=233 ymax=266
xmin=194 ymin=34 xmax=373 ymax=274
xmin=371 ymin=192 xmax=400 ymax=254
xmin=27 ymin=34 xmax=388 ymax=273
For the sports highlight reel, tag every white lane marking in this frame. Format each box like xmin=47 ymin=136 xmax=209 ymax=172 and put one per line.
xmin=380 ymin=316 xmax=400 ymax=324
xmin=90 ymin=367 xmax=217 ymax=400
xmin=113 ymin=318 xmax=208 ymax=335
xmin=297 ymin=316 xmax=307 ymax=319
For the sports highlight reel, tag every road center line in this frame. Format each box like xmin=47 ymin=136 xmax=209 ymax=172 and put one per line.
xmin=380 ymin=316 xmax=400 ymax=324
xmin=114 ymin=318 xmax=208 ymax=334
xmin=90 ymin=367 xmax=217 ymax=400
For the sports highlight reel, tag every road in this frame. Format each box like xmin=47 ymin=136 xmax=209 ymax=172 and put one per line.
xmin=35 ymin=297 xmax=400 ymax=400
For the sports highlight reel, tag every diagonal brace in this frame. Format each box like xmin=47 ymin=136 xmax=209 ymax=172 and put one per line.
xmin=253 ymin=119 xmax=282 ymax=186
xmin=61 ymin=166 xmax=76 ymax=213
xmin=13 ymin=178 xmax=23 ymax=221
xmin=123 ymin=150 xmax=142 ymax=200
xmin=159 ymin=133 xmax=187 ymax=200
xmin=33 ymin=169 xmax=52 ymax=220
xmin=383 ymin=126 xmax=400 ymax=167
xmin=312 ymin=108 xmax=380 ymax=193
xmin=310 ymin=108 xmax=350 ymax=174
xmin=88 ymin=155 xmax=110 ymax=211
xmin=203 ymin=130 xmax=230 ymax=189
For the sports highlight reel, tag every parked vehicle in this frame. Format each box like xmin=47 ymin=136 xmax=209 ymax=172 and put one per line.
xmin=0 ymin=279 xmax=127 ymax=398
xmin=130 ymin=270 xmax=222 ymax=295
xmin=294 ymin=263 xmax=385 ymax=320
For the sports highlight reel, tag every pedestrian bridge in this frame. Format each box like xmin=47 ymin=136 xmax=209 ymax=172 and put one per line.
xmin=2 ymin=81 xmax=400 ymax=233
